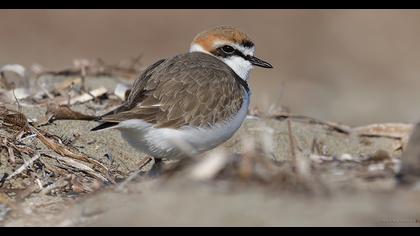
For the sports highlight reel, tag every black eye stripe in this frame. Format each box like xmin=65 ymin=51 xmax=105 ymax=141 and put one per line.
xmin=232 ymin=49 xmax=247 ymax=59
xmin=212 ymin=46 xmax=248 ymax=60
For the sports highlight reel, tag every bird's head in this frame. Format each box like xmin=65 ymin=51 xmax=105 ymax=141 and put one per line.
xmin=190 ymin=26 xmax=273 ymax=80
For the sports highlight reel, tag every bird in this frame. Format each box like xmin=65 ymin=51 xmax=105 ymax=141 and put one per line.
xmin=91 ymin=25 xmax=273 ymax=173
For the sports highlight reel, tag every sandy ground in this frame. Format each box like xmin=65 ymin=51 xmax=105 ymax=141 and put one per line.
xmin=1 ymin=111 xmax=418 ymax=226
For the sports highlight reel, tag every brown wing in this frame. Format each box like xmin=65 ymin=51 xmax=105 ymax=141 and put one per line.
xmin=97 ymin=52 xmax=247 ymax=129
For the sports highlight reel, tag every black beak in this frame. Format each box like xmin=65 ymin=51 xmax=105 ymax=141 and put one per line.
xmin=247 ymin=55 xmax=273 ymax=68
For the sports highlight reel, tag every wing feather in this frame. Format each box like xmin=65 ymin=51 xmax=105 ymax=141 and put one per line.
xmin=96 ymin=52 xmax=248 ymax=130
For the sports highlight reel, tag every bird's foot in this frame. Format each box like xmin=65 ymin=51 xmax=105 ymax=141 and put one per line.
xmin=148 ymin=158 xmax=164 ymax=178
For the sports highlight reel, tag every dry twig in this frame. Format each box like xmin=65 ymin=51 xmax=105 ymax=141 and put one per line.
xmin=45 ymin=104 xmax=96 ymax=122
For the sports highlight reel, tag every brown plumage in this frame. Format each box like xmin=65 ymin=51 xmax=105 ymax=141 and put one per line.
xmin=93 ymin=52 xmax=249 ymax=131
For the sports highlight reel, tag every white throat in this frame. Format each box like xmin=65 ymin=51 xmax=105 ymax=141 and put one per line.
xmin=189 ymin=43 xmax=253 ymax=80
xmin=220 ymin=56 xmax=252 ymax=80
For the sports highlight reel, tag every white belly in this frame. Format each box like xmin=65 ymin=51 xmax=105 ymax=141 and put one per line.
xmin=116 ymin=94 xmax=250 ymax=159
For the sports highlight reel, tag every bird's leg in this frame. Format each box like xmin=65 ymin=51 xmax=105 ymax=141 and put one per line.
xmin=148 ymin=158 xmax=164 ymax=177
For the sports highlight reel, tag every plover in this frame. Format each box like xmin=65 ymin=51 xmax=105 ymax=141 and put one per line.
xmin=91 ymin=26 xmax=272 ymax=171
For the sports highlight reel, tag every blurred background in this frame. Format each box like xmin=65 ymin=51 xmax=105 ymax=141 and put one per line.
xmin=1 ymin=9 xmax=420 ymax=126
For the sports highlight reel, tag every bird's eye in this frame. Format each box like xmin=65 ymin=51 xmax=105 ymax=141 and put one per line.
xmin=221 ymin=45 xmax=235 ymax=54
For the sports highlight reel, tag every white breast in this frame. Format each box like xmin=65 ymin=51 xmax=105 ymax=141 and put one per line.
xmin=116 ymin=92 xmax=250 ymax=159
